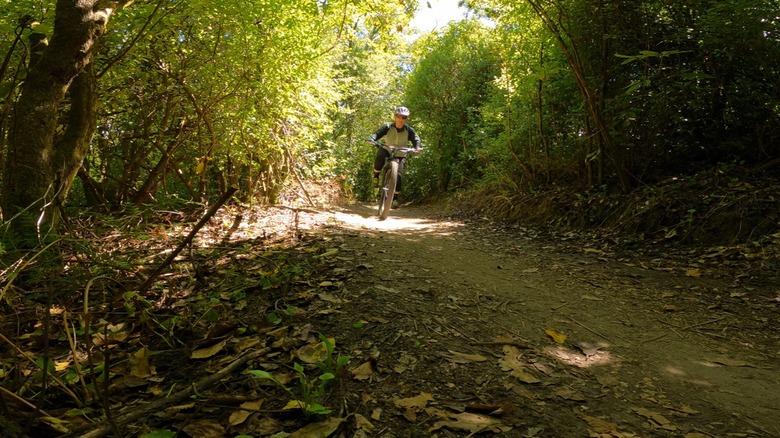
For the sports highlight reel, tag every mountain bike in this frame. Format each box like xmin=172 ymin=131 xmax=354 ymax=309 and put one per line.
xmin=369 ymin=141 xmax=422 ymax=220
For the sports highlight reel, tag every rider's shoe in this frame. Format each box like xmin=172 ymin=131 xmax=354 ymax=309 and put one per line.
xmin=392 ymin=199 xmax=399 ymax=209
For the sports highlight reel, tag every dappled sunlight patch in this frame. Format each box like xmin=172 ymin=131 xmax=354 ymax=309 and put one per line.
xmin=663 ymin=365 xmax=687 ymax=377
xmin=331 ymin=206 xmax=462 ymax=233
xmin=661 ymin=366 xmax=712 ymax=387
xmin=544 ymin=344 xmax=614 ymax=368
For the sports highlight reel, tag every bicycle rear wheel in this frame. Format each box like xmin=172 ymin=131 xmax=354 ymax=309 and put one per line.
xmin=378 ymin=161 xmax=398 ymax=220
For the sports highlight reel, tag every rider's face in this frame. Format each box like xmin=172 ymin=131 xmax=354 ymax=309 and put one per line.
xmin=394 ymin=114 xmax=407 ymax=127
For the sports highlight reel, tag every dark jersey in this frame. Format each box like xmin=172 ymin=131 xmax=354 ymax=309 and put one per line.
xmin=369 ymin=123 xmax=421 ymax=149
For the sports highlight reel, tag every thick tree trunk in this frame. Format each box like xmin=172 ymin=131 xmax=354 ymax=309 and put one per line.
xmin=2 ymin=0 xmax=121 ymax=245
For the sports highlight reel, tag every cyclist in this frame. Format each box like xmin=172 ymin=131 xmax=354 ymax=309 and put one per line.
xmin=366 ymin=106 xmax=422 ymax=206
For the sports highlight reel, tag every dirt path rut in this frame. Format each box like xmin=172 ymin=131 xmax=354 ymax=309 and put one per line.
xmin=310 ymin=203 xmax=780 ymax=437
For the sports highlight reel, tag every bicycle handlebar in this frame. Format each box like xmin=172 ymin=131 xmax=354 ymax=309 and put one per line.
xmin=366 ymin=139 xmax=423 ymax=153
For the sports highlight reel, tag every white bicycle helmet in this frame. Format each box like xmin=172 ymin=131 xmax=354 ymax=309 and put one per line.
xmin=394 ymin=106 xmax=410 ymax=118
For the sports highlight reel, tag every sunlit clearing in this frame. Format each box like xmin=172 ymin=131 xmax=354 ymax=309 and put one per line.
xmin=332 ymin=207 xmax=462 ymax=233
xmin=545 ymin=345 xmax=614 ymax=368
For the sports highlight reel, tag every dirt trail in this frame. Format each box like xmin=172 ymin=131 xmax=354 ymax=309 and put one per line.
xmin=310 ymin=203 xmax=780 ymax=437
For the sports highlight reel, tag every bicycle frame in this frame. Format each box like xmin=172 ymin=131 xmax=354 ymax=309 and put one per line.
xmin=376 ymin=144 xmax=417 ymax=220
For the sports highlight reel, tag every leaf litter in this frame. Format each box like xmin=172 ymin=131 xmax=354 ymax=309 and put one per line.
xmin=1 ymin=204 xmax=779 ymax=437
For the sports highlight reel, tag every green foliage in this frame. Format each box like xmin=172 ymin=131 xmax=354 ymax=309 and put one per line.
xmin=404 ymin=20 xmax=501 ymax=195
xmin=2 ymin=0 xmax=416 ymax=211
xmin=247 ymin=333 xmax=351 ymax=415
xmin=316 ymin=333 xmax=352 ymax=376
xmin=3 ymin=0 xmax=777 ymax=215
xmin=423 ymin=0 xmax=780 ymax=199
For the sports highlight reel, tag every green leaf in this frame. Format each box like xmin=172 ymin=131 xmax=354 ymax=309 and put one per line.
xmin=247 ymin=370 xmax=275 ymax=380
xmin=304 ymin=403 xmax=332 ymax=415
xmin=267 ymin=313 xmax=281 ymax=324
xmin=30 ymin=22 xmax=53 ymax=35
xmin=0 ymin=82 xmax=15 ymax=99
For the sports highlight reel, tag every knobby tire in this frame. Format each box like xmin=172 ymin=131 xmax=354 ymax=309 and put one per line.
xmin=378 ymin=161 xmax=398 ymax=220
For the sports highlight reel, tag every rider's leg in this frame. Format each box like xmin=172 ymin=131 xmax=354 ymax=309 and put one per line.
xmin=372 ymin=149 xmax=389 ymax=187
xmin=373 ymin=149 xmax=389 ymax=175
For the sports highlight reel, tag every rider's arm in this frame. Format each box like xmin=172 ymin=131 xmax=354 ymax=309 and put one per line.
xmin=367 ymin=123 xmax=391 ymax=143
xmin=407 ymin=125 xmax=422 ymax=149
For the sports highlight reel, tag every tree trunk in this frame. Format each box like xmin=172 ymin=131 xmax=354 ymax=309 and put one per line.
xmin=2 ymin=0 xmax=123 ymax=245
xmin=53 ymin=68 xmax=98 ymax=206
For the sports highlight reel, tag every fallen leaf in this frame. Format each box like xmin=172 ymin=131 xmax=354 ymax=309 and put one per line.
xmin=282 ymin=399 xmax=331 ymax=413
xmin=130 ymin=347 xmax=152 ymax=378
xmin=54 ymin=359 xmax=72 ymax=372
xmin=318 ymin=249 xmax=339 ymax=258
xmin=354 ymin=413 xmax=375 ymax=432
xmin=317 ymin=293 xmax=344 ymax=303
xmin=254 ymin=417 xmax=283 ymax=435
xmin=393 ymin=353 xmax=418 ymax=374
xmin=544 ymin=328 xmax=567 ymax=344
xmin=297 ymin=340 xmax=331 ymax=364
xmin=234 ymin=337 xmax=261 ymax=352
xmin=675 ymin=405 xmax=700 ymax=415
xmin=633 ymin=407 xmax=677 ymax=430
xmin=499 ymin=346 xmax=540 ymax=384
xmin=267 ymin=325 xmax=290 ymax=340
xmin=428 ymin=412 xmax=511 ymax=433
xmin=555 ymin=386 xmax=586 ymax=401
xmin=510 ymin=368 xmax=541 ymax=384
xmin=442 ymin=350 xmax=489 ymax=363
xmin=579 ymin=414 xmax=620 ymax=434
xmin=181 ymin=419 xmax=225 ymax=438
xmin=289 ymin=416 xmax=344 ymax=438
xmin=190 ymin=339 xmax=227 ymax=359
xmin=228 ymin=409 xmax=251 ymax=426
xmin=394 ymin=392 xmax=434 ymax=409
xmin=685 ymin=268 xmax=702 ymax=277
xmin=351 ymin=361 xmax=373 ymax=381
xmin=283 ymin=400 xmax=306 ymax=411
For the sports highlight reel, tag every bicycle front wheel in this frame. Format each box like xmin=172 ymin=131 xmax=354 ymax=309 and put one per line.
xmin=378 ymin=161 xmax=398 ymax=220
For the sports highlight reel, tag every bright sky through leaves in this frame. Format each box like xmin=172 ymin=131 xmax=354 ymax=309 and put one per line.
xmin=410 ymin=0 xmax=467 ymax=33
